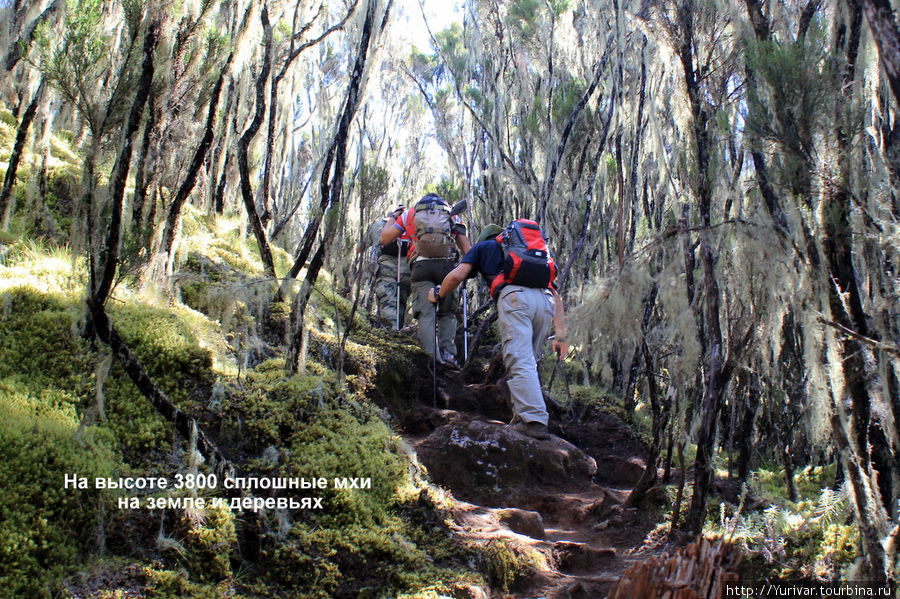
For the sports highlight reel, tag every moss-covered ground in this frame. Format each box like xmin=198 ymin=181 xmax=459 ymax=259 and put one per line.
xmin=0 ymin=212 xmax=486 ymax=598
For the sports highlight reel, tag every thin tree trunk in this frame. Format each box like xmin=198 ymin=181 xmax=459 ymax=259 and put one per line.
xmin=614 ymin=134 xmax=626 ymax=266
xmin=860 ymin=0 xmax=900 ymax=108
xmin=92 ymin=23 xmax=159 ymax=306
xmin=0 ymin=81 xmax=44 ymax=229
xmin=537 ymin=48 xmax=608 ymax=225
xmin=4 ymin=0 xmax=60 ymax=71
xmin=160 ymin=55 xmax=233 ymax=276
xmin=285 ymin=0 xmax=388 ymax=375
xmin=670 ymin=441 xmax=687 ymax=532
xmin=736 ymin=374 xmax=760 ymax=481
xmin=676 ymin=3 xmax=732 ymax=535
xmin=207 ymin=77 xmax=234 ymax=215
xmin=214 ymin=154 xmax=230 ymax=215
xmin=626 ymin=39 xmax=647 ymax=254
xmin=237 ymin=4 xmax=277 ymax=280
xmin=131 ymin=95 xmax=157 ymax=233
xmin=626 ymin=282 xmax=672 ymax=507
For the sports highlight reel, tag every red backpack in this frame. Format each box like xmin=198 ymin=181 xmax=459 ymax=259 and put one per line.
xmin=489 ymin=220 xmax=557 ymax=297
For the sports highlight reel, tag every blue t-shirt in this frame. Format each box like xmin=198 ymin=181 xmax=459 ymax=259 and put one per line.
xmin=461 ymin=240 xmax=504 ymax=285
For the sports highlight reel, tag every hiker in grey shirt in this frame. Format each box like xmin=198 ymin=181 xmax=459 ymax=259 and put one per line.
xmin=381 ymin=194 xmax=471 ymax=368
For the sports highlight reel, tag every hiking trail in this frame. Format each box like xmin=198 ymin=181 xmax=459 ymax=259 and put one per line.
xmin=396 ymin=367 xmax=668 ymax=598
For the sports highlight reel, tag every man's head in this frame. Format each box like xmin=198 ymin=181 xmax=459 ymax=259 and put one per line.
xmin=477 ymin=224 xmax=504 ymax=243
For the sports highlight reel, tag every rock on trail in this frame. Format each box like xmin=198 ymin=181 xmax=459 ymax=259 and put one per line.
xmin=406 ymin=411 xmax=662 ymax=598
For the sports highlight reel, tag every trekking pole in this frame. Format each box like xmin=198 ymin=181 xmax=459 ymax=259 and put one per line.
xmin=462 ymin=283 xmax=468 ymax=363
xmin=548 ymin=351 xmax=559 ymax=390
xmin=548 ymin=337 xmax=574 ymax=416
xmin=395 ymin=242 xmax=402 ymax=331
xmin=433 ymin=301 xmax=439 ymax=407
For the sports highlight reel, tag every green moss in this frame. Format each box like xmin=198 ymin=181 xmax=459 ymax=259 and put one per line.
xmin=794 ymin=464 xmax=837 ymax=498
xmin=0 ymin=288 xmax=94 ymax=411
xmin=102 ymin=301 xmax=215 ymax=463
xmin=177 ymin=504 xmax=238 ymax=582
xmin=0 ymin=396 xmax=118 ymax=598
xmin=0 ymin=107 xmax=16 ymax=128
xmin=141 ymin=565 xmax=235 ymax=598
xmin=568 ymin=384 xmax=625 ymax=418
xmin=0 ymin=239 xmax=492 ymax=597
xmin=225 ymin=362 xmax=408 ymax=522
xmin=479 ymin=538 xmax=543 ymax=591
xmin=267 ymin=523 xmax=463 ymax=599
xmin=225 ymin=371 xmax=337 ymax=448
xmin=0 ymin=286 xmax=216 ymax=466
xmin=285 ymin=409 xmax=408 ymax=528
xmin=311 ymin=281 xmax=372 ymax=335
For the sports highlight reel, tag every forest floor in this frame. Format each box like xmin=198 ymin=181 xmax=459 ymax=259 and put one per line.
xmin=396 ymin=363 xmax=669 ymax=599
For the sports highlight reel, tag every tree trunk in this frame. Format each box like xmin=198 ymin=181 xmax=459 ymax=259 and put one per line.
xmin=676 ymin=3 xmax=731 ymax=535
xmin=626 ymin=283 xmax=672 ymax=507
xmin=0 ymin=81 xmax=44 ymax=230
xmin=131 ymin=94 xmax=158 ymax=234
xmin=736 ymin=374 xmax=760 ymax=481
xmin=860 ymin=0 xmax=900 ymax=108
xmin=4 ymin=0 xmax=60 ymax=72
xmin=207 ymin=77 xmax=234 ymax=215
xmin=285 ymin=0 xmax=387 ymax=375
xmin=160 ymin=55 xmax=233 ymax=276
xmin=236 ymin=5 xmax=277 ymax=280
xmin=626 ymin=41 xmax=647 ymax=255
xmin=537 ymin=51 xmax=607 ymax=225
xmin=91 ymin=23 xmax=160 ymax=307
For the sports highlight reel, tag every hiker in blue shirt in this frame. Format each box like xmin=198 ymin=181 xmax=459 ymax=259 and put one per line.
xmin=429 ymin=224 xmax=569 ymax=440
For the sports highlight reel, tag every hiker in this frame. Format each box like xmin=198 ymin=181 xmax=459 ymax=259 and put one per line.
xmin=428 ymin=222 xmax=568 ymax=440
xmin=363 ymin=207 xmax=411 ymax=328
xmin=380 ymin=193 xmax=471 ymax=368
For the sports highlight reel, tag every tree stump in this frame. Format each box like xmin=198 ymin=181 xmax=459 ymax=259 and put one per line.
xmin=607 ymin=537 xmax=740 ymax=599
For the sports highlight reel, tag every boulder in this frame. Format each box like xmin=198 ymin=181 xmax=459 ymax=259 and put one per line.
xmin=553 ymin=541 xmax=617 ymax=574
xmin=416 ymin=420 xmax=597 ymax=502
xmin=494 ymin=508 xmax=545 ymax=539
xmin=593 ymin=455 xmax=646 ymax=487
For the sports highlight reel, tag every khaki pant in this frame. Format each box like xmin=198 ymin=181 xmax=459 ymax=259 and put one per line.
xmin=411 ymin=258 xmax=457 ymax=359
xmin=374 ymin=254 xmax=411 ymax=328
xmin=497 ymin=285 xmax=555 ymax=425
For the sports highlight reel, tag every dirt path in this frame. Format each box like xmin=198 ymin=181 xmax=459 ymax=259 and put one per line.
xmin=400 ymin=381 xmax=665 ymax=599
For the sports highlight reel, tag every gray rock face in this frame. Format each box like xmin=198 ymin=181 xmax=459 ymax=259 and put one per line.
xmin=416 ymin=420 xmax=597 ymax=502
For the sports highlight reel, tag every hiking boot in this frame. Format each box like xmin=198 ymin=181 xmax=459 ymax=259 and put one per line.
xmin=509 ymin=421 xmax=551 ymax=440
xmin=439 ymin=351 xmax=461 ymax=370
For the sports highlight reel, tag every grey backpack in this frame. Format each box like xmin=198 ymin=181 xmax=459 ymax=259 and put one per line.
xmin=410 ymin=195 xmax=453 ymax=258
